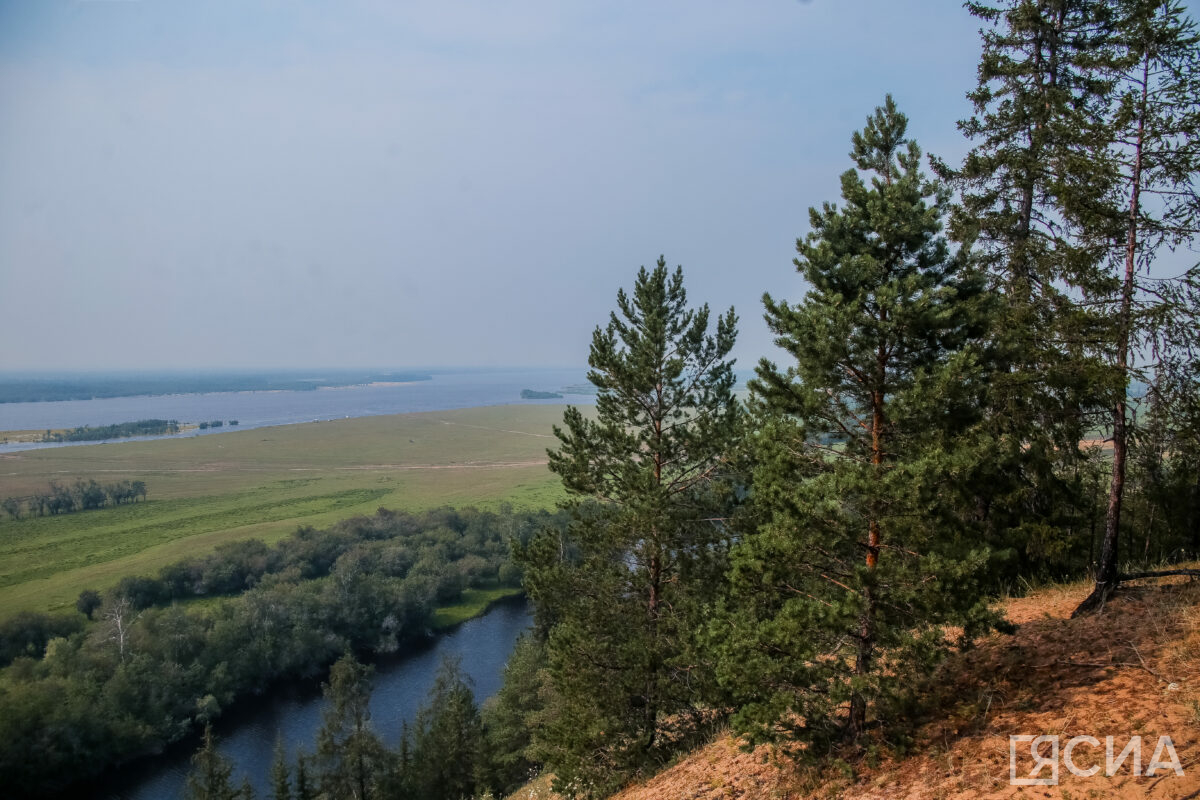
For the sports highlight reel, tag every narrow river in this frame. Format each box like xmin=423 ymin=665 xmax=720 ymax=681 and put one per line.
xmin=91 ymin=599 xmax=532 ymax=799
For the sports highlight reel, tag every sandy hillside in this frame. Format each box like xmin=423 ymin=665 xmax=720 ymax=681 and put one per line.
xmin=513 ymin=576 xmax=1200 ymax=800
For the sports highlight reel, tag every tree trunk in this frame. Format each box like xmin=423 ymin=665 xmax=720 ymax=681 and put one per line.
xmin=1145 ymin=505 xmax=1156 ymax=561
xmin=643 ymin=382 xmax=665 ymax=751
xmin=1074 ymin=55 xmax=1147 ymax=618
xmin=848 ymin=580 xmax=873 ymax=740
xmin=850 ymin=348 xmax=886 ymax=739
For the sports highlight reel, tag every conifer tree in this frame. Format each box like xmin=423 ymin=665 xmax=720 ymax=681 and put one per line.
xmin=314 ymin=653 xmax=389 ymax=800
xmin=519 ymin=259 xmax=740 ymax=795
xmin=712 ymin=98 xmax=1002 ymax=747
xmin=1076 ymin=0 xmax=1200 ymax=613
xmin=407 ymin=656 xmax=483 ymax=800
xmin=479 ymin=633 xmax=547 ymax=796
xmin=935 ymin=0 xmax=1119 ymax=574
xmin=269 ymin=736 xmax=291 ymax=800
xmin=186 ymin=725 xmax=242 ymax=800
xmin=293 ymin=755 xmax=313 ymax=800
xmin=1152 ymin=358 xmax=1200 ymax=546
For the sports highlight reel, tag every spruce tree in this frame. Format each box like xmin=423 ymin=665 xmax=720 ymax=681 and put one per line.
xmin=269 ymin=736 xmax=291 ymax=800
xmin=185 ymin=725 xmax=241 ymax=800
xmin=712 ymin=98 xmax=1002 ymax=748
xmin=519 ymin=259 xmax=740 ymax=795
xmin=479 ymin=633 xmax=547 ymax=796
xmin=407 ymin=655 xmax=483 ymax=800
xmin=314 ymin=653 xmax=389 ymax=800
xmin=293 ymin=755 xmax=313 ymax=800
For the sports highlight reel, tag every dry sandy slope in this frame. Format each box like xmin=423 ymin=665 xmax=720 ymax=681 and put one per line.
xmin=517 ymin=577 xmax=1200 ymax=800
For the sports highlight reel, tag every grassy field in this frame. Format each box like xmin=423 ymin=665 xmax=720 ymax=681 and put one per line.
xmin=1 ymin=429 xmax=72 ymax=444
xmin=431 ymin=584 xmax=526 ymax=630
xmin=0 ymin=404 xmax=569 ymax=616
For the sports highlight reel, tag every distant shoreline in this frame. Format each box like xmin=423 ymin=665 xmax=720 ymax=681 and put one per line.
xmin=0 ymin=371 xmax=435 ymax=404
xmin=0 ymin=402 xmax=576 ymax=441
xmin=316 ymin=380 xmax=424 ymax=390
xmin=0 ymin=367 xmax=594 ymax=454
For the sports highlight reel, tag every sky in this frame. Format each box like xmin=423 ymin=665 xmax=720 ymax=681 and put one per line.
xmin=0 ymin=0 xmax=1186 ymax=372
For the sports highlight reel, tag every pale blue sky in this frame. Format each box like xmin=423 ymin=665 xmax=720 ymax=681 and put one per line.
xmin=1 ymin=1 xmax=1183 ymax=371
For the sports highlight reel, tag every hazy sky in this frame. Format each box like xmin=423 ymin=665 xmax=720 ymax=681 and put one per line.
xmin=2 ymin=1 xmax=1183 ymax=372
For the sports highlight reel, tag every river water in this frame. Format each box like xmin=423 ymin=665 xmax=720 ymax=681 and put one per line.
xmin=0 ymin=367 xmax=590 ymax=453
xmin=91 ymin=599 xmax=533 ymax=800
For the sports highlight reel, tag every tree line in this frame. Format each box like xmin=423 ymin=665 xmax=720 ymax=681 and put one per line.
xmin=40 ymin=419 xmax=180 ymax=443
xmin=0 ymin=479 xmax=147 ymax=520
xmin=0 ymin=505 xmax=561 ymax=798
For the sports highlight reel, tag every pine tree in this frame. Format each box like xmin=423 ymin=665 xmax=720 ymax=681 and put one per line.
xmin=934 ymin=0 xmax=1119 ymax=575
xmin=518 ymin=259 xmax=740 ymax=795
xmin=1076 ymin=0 xmax=1200 ymax=613
xmin=314 ymin=653 xmax=389 ymax=800
xmin=712 ymin=98 xmax=1002 ymax=748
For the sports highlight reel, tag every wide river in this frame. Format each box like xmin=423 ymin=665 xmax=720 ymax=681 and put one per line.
xmin=0 ymin=367 xmax=590 ymax=452
xmin=90 ymin=599 xmax=532 ymax=800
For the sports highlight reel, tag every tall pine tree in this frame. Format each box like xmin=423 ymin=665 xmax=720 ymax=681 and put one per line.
xmin=712 ymin=98 xmax=1002 ymax=748
xmin=519 ymin=259 xmax=740 ymax=796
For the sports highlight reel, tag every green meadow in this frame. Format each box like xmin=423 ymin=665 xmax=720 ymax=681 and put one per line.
xmin=0 ymin=404 xmax=568 ymax=616
xmin=431 ymin=584 xmax=527 ymax=630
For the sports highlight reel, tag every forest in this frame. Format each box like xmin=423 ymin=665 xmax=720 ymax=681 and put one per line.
xmin=0 ymin=506 xmax=561 ymax=797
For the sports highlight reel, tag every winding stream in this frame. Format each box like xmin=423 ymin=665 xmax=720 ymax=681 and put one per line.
xmin=91 ymin=599 xmax=532 ymax=800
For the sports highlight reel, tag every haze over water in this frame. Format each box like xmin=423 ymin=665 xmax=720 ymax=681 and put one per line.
xmin=0 ymin=367 xmax=590 ymax=453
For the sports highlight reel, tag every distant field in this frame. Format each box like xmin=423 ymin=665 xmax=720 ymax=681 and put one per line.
xmin=1 ymin=429 xmax=68 ymax=444
xmin=0 ymin=404 xmax=569 ymax=615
